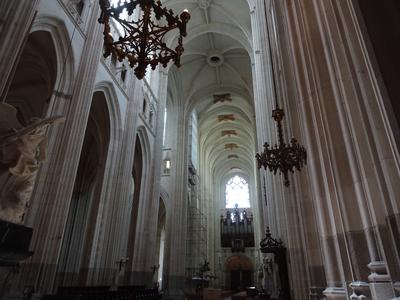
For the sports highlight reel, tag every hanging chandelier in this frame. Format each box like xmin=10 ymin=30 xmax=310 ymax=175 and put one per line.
xmin=255 ymin=12 xmax=306 ymax=187
xmin=98 ymin=0 xmax=190 ymax=79
xmin=256 ymin=106 xmax=307 ymax=187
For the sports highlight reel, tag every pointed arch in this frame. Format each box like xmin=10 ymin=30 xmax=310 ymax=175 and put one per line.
xmin=125 ymin=126 xmax=152 ymax=283
xmin=30 ymin=15 xmax=75 ymax=115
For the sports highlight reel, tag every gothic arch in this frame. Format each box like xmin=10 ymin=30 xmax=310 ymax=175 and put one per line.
xmin=56 ymin=90 xmax=111 ymax=286
xmin=30 ymin=15 xmax=75 ymax=115
xmin=1 ymin=16 xmax=75 ymax=226
xmin=93 ymin=82 xmax=122 ymax=137
xmin=125 ymin=126 xmax=152 ymax=283
xmin=85 ymin=82 xmax=123 ymax=283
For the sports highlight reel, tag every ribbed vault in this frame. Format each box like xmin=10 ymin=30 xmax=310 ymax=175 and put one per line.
xmin=165 ymin=0 xmax=256 ymax=205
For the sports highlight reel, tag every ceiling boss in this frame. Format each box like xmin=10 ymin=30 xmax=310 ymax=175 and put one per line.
xmin=98 ymin=0 xmax=190 ymax=79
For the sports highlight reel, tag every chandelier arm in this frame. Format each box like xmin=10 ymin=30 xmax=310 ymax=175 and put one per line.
xmin=109 ymin=16 xmax=140 ymax=33
xmin=149 ymin=25 xmax=179 ymax=36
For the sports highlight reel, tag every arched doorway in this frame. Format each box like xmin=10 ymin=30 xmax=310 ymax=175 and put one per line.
xmin=225 ymin=255 xmax=253 ymax=292
xmin=125 ymin=136 xmax=143 ymax=283
xmin=56 ymin=91 xmax=110 ymax=286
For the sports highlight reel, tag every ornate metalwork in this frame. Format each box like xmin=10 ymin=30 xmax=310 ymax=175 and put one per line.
xmin=259 ymin=227 xmax=284 ymax=253
xmin=98 ymin=0 xmax=190 ymax=79
xmin=256 ymin=106 xmax=307 ymax=187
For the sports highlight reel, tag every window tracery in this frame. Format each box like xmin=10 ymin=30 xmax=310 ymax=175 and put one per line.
xmin=225 ymin=175 xmax=250 ymax=208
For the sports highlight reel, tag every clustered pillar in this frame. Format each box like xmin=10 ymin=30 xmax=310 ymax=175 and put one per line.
xmin=251 ymin=0 xmax=400 ymax=299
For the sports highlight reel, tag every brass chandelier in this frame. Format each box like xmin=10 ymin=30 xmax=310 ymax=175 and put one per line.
xmin=98 ymin=0 xmax=190 ymax=79
xmin=255 ymin=16 xmax=306 ymax=187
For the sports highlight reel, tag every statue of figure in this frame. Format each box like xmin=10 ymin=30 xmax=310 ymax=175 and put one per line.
xmin=0 ymin=103 xmax=64 ymax=224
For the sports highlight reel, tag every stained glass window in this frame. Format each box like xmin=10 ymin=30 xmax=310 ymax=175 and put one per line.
xmin=225 ymin=175 xmax=250 ymax=208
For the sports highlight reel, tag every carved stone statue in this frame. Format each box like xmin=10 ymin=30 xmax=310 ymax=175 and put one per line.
xmin=0 ymin=103 xmax=64 ymax=224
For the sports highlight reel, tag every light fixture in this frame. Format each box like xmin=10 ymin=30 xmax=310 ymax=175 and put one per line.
xmin=256 ymin=107 xmax=307 ymax=187
xmin=255 ymin=14 xmax=306 ymax=187
xmin=163 ymin=150 xmax=171 ymax=174
xmin=165 ymin=158 xmax=171 ymax=170
xmin=98 ymin=0 xmax=190 ymax=79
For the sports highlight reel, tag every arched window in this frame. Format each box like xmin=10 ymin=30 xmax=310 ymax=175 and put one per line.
xmin=225 ymin=176 xmax=250 ymax=208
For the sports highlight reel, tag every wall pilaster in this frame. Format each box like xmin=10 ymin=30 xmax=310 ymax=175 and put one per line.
xmin=163 ymin=84 xmax=189 ymax=300
xmin=131 ymin=70 xmax=169 ymax=286
xmin=106 ymin=78 xmax=143 ymax=286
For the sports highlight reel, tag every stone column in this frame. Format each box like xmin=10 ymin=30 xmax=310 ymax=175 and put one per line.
xmin=131 ymin=70 xmax=169 ymax=286
xmin=314 ymin=1 xmax=400 ymax=298
xmin=249 ymin=0 xmax=318 ymax=299
xmin=162 ymin=85 xmax=189 ymax=300
xmin=0 ymin=0 xmax=40 ymax=101
xmin=104 ymin=78 xmax=143 ymax=286
xmin=247 ymin=0 xmax=275 ymax=235
xmin=276 ymin=0 xmax=353 ymax=298
xmin=275 ymin=0 xmax=400 ymax=299
xmin=248 ymin=3 xmax=292 ymax=281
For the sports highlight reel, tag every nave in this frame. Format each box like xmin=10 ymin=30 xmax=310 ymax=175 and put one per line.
xmin=0 ymin=0 xmax=400 ymax=300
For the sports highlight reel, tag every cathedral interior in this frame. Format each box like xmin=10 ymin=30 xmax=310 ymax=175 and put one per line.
xmin=0 ymin=0 xmax=400 ymax=299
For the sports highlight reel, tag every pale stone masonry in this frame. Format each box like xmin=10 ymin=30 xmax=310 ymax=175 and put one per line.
xmin=0 ymin=1 xmax=399 ymax=300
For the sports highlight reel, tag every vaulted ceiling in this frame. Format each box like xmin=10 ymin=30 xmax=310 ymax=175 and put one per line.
xmin=165 ymin=0 xmax=256 ymax=184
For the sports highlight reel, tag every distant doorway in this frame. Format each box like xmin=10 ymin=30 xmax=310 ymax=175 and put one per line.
xmin=230 ymin=270 xmax=252 ymax=291
xmin=225 ymin=255 xmax=253 ymax=291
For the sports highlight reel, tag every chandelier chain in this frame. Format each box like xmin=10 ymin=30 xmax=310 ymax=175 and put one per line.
xmin=255 ymin=2 xmax=306 ymax=187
